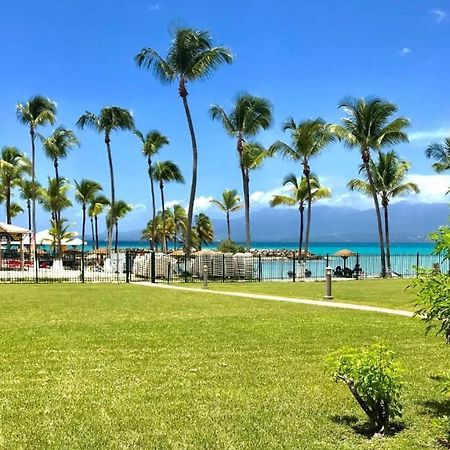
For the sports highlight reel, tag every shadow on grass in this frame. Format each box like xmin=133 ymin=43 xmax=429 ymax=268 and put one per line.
xmin=331 ymin=415 xmax=405 ymax=438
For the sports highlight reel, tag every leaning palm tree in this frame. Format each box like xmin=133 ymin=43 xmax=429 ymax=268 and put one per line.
xmin=210 ymin=93 xmax=273 ymax=250
xmin=77 ymin=106 xmax=135 ymax=252
xmin=18 ymin=180 xmax=42 ymax=231
xmin=151 ymin=161 xmax=185 ymax=252
xmin=348 ymin=151 xmax=419 ymax=274
xmin=270 ymin=174 xmax=331 ymax=262
xmin=331 ymin=97 xmax=410 ymax=278
xmin=210 ymin=189 xmax=242 ymax=241
xmin=135 ymin=130 xmax=169 ymax=249
xmin=107 ymin=200 xmax=132 ymax=253
xmin=426 ymin=137 xmax=450 ymax=173
xmin=88 ymin=194 xmax=109 ymax=250
xmin=16 ymin=95 xmax=57 ymax=239
xmin=0 ymin=147 xmax=31 ymax=224
xmin=136 ymin=27 xmax=233 ymax=255
xmin=74 ymin=179 xmax=102 ymax=261
xmin=270 ymin=118 xmax=334 ymax=266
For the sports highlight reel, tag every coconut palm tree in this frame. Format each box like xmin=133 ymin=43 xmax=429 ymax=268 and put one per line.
xmin=270 ymin=174 xmax=331 ymax=262
xmin=74 ymin=179 xmax=102 ymax=261
xmin=210 ymin=93 xmax=273 ymax=250
xmin=173 ymin=204 xmax=187 ymax=249
xmin=48 ymin=218 xmax=75 ymax=253
xmin=331 ymin=97 xmax=410 ymax=277
xmin=136 ymin=28 xmax=233 ymax=256
xmin=16 ymin=95 xmax=57 ymax=239
xmin=0 ymin=147 xmax=31 ymax=224
xmin=18 ymin=180 xmax=42 ymax=231
xmin=269 ymin=118 xmax=334 ymax=266
xmin=135 ymin=130 xmax=169 ymax=249
xmin=9 ymin=203 xmax=24 ymax=220
xmin=77 ymin=106 xmax=135 ymax=252
xmin=348 ymin=151 xmax=419 ymax=274
xmin=88 ymin=194 xmax=109 ymax=250
xmin=426 ymin=138 xmax=450 ymax=173
xmin=194 ymin=213 xmax=214 ymax=250
xmin=210 ymin=189 xmax=242 ymax=241
xmin=107 ymin=200 xmax=132 ymax=253
xmin=151 ymin=161 xmax=184 ymax=252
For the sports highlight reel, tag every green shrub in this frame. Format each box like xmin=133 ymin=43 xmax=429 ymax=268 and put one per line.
xmin=217 ymin=240 xmax=245 ymax=254
xmin=327 ymin=343 xmax=403 ymax=435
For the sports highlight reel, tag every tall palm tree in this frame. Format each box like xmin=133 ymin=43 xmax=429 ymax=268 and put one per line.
xmin=74 ymin=179 xmax=102 ymax=261
xmin=210 ymin=93 xmax=273 ymax=250
xmin=107 ymin=200 xmax=132 ymax=253
xmin=135 ymin=130 xmax=169 ymax=249
xmin=16 ymin=95 xmax=57 ymax=241
xmin=348 ymin=151 xmax=419 ymax=274
xmin=18 ymin=180 xmax=42 ymax=231
xmin=77 ymin=106 xmax=135 ymax=252
xmin=426 ymin=138 xmax=450 ymax=173
xmin=151 ymin=161 xmax=184 ymax=252
xmin=0 ymin=147 xmax=31 ymax=224
xmin=88 ymin=194 xmax=109 ymax=250
xmin=331 ymin=97 xmax=410 ymax=277
xmin=194 ymin=213 xmax=214 ymax=250
xmin=136 ymin=28 xmax=233 ymax=255
xmin=210 ymin=189 xmax=242 ymax=241
xmin=270 ymin=174 xmax=331 ymax=262
xmin=270 ymin=118 xmax=334 ymax=265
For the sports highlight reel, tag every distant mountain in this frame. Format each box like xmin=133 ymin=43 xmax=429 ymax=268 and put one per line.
xmin=111 ymin=202 xmax=448 ymax=243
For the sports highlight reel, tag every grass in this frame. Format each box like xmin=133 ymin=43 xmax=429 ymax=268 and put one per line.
xmin=179 ymin=279 xmax=417 ymax=311
xmin=0 ymin=283 xmax=448 ymax=449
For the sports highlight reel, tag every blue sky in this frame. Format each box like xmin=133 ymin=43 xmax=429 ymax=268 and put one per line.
xmin=1 ymin=0 xmax=449 ymax=233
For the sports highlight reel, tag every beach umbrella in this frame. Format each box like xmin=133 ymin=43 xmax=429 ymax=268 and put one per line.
xmin=333 ymin=249 xmax=356 ymax=270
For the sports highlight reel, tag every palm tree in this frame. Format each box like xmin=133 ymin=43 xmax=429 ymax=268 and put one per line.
xmin=173 ymin=204 xmax=187 ymax=249
xmin=9 ymin=202 xmax=24 ymax=220
xmin=16 ymin=95 xmax=57 ymax=240
xmin=48 ymin=218 xmax=75 ymax=253
xmin=194 ymin=213 xmax=214 ymax=250
xmin=426 ymin=138 xmax=450 ymax=173
xmin=269 ymin=118 xmax=334 ymax=266
xmin=210 ymin=189 xmax=242 ymax=241
xmin=151 ymin=161 xmax=185 ymax=252
xmin=0 ymin=147 xmax=31 ymax=224
xmin=270 ymin=174 xmax=331 ymax=262
xmin=210 ymin=93 xmax=273 ymax=250
xmin=107 ymin=200 xmax=132 ymax=253
xmin=88 ymin=194 xmax=109 ymax=250
xmin=74 ymin=179 xmax=102 ymax=261
xmin=77 ymin=106 xmax=135 ymax=252
xmin=136 ymin=28 xmax=233 ymax=256
xmin=18 ymin=180 xmax=42 ymax=231
xmin=135 ymin=130 xmax=169 ymax=249
xmin=331 ymin=97 xmax=410 ymax=277
xmin=348 ymin=151 xmax=419 ymax=274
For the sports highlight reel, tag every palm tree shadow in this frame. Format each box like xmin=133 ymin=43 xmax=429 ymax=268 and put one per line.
xmin=421 ymin=398 xmax=450 ymax=417
xmin=330 ymin=415 xmax=405 ymax=438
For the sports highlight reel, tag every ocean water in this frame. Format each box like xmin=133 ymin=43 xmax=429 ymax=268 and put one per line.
xmin=88 ymin=240 xmax=435 ymax=255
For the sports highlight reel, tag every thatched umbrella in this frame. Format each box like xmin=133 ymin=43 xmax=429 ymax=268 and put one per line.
xmin=334 ymin=249 xmax=356 ymax=270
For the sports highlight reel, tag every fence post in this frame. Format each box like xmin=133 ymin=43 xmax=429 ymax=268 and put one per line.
xmin=184 ymin=255 xmax=188 ymax=283
xmin=326 ymin=253 xmax=329 ymax=268
xmin=151 ymin=251 xmax=156 ymax=283
xmin=125 ymin=250 xmax=130 ymax=283
xmin=34 ymin=245 xmax=39 ymax=284
xmin=258 ymin=254 xmax=262 ymax=282
xmin=416 ymin=252 xmax=420 ymax=278
xmin=355 ymin=253 xmax=360 ymax=280
xmin=81 ymin=249 xmax=85 ymax=283
xmin=292 ymin=252 xmax=296 ymax=283
xmin=222 ymin=253 xmax=225 ymax=283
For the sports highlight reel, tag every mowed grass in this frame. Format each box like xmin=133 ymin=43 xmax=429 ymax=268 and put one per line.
xmin=182 ymin=279 xmax=416 ymax=311
xmin=0 ymin=284 xmax=447 ymax=449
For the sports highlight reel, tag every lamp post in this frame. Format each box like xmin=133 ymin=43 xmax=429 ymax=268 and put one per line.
xmin=324 ymin=266 xmax=333 ymax=299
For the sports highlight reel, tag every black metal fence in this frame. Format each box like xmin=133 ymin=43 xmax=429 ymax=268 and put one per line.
xmin=0 ymin=249 xmax=448 ymax=284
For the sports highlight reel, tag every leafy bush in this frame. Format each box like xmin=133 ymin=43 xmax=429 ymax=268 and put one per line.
xmin=216 ymin=240 xmax=245 ymax=254
xmin=327 ymin=343 xmax=403 ymax=435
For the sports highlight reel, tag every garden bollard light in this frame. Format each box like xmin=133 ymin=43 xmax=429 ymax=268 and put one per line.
xmin=203 ymin=264 xmax=208 ymax=289
xmin=324 ymin=266 xmax=333 ymax=299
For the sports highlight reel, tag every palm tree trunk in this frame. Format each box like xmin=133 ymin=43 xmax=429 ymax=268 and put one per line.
xmin=115 ymin=221 xmax=119 ymax=253
xmin=54 ymin=158 xmax=62 ymax=258
xmin=303 ymin=161 xmax=312 ymax=266
xmin=90 ymin=217 xmax=95 ymax=250
xmin=298 ymin=205 xmax=304 ymax=263
xmin=6 ymin=183 xmax=11 ymax=224
xmin=179 ymin=79 xmax=197 ymax=257
xmin=105 ymin=133 xmax=115 ymax=254
xmin=81 ymin=204 xmax=86 ymax=277
xmin=29 ymin=127 xmax=37 ymax=242
xmin=95 ymin=215 xmax=99 ymax=250
xmin=27 ymin=199 xmax=31 ymax=231
xmin=383 ymin=200 xmax=392 ymax=275
xmin=362 ymin=153 xmax=387 ymax=278
xmin=237 ymin=136 xmax=251 ymax=251
xmin=148 ymin=157 xmax=156 ymax=251
xmin=160 ymin=182 xmax=167 ymax=252
xmin=226 ymin=210 xmax=231 ymax=241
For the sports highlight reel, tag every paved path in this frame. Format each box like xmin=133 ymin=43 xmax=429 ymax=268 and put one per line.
xmin=135 ymin=282 xmax=414 ymax=318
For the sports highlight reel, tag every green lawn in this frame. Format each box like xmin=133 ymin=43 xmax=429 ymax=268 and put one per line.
xmin=0 ymin=284 xmax=447 ymax=449
xmin=180 ymin=279 xmax=416 ymax=311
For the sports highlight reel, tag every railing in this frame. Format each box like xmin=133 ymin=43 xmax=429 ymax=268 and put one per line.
xmin=0 ymin=249 xmax=447 ymax=284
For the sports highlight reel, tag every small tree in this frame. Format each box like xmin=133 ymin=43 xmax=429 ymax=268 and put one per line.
xmin=327 ymin=343 xmax=403 ymax=435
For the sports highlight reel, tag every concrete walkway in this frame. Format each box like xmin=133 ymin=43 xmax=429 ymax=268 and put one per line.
xmin=135 ymin=282 xmax=414 ymax=318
